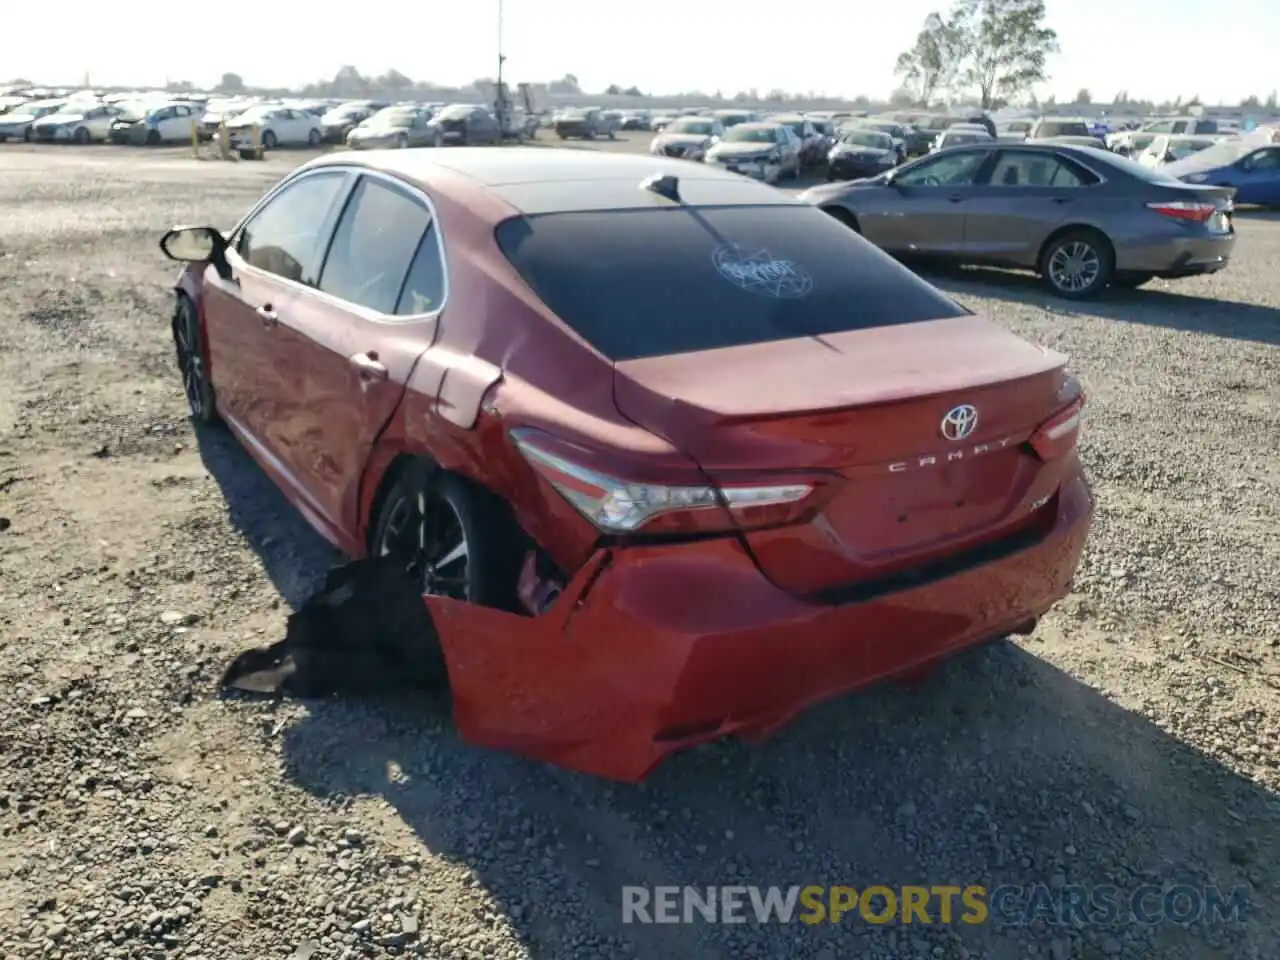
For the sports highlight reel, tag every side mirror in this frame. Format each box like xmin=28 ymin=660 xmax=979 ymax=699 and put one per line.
xmin=160 ymin=226 xmax=231 ymax=279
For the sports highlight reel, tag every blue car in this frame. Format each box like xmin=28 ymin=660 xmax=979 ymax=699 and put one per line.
xmin=1164 ymin=138 xmax=1280 ymax=207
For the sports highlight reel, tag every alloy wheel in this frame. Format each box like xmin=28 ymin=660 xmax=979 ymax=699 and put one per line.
xmin=1048 ymin=241 xmax=1101 ymax=294
xmin=378 ymin=489 xmax=471 ymax=600
xmin=174 ymin=305 xmax=207 ymax=419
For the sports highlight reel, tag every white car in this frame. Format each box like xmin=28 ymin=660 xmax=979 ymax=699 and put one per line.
xmin=30 ymin=103 xmax=127 ymax=143
xmin=222 ymin=106 xmax=324 ymax=150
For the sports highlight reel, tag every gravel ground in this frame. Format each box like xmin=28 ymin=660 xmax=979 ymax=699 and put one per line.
xmin=0 ymin=143 xmax=1278 ymax=960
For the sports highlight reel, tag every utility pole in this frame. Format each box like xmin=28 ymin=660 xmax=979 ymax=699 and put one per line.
xmin=495 ymin=0 xmax=507 ymax=143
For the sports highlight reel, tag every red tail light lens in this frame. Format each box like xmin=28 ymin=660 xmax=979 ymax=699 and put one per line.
xmin=1146 ymin=200 xmax=1216 ymax=223
xmin=511 ymin=430 xmax=823 ymax=535
xmin=1029 ymin=397 xmax=1084 ymax=461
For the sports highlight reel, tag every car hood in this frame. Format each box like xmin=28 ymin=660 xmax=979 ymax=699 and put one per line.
xmin=2 ymin=113 xmax=38 ymax=125
xmin=654 ymin=133 xmax=710 ymax=147
xmin=35 ymin=113 xmax=81 ymax=125
xmin=708 ymin=142 xmax=777 ymax=159
xmin=322 ymin=113 xmax=360 ymax=125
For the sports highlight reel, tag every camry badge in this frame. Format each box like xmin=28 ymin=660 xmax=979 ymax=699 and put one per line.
xmin=941 ymin=404 xmax=979 ymax=441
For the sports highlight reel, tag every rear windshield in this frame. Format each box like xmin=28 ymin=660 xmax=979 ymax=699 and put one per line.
xmin=494 ymin=205 xmax=967 ymax=361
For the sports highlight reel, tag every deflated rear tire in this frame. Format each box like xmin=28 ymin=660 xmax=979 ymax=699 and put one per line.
xmin=371 ymin=469 xmax=525 ymax=614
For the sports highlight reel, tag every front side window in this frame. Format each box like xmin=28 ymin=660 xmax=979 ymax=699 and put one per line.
xmin=318 ymin=176 xmax=432 ymax=314
xmin=236 ymin=172 xmax=349 ymax=285
xmin=897 ymin=150 xmax=989 ymax=186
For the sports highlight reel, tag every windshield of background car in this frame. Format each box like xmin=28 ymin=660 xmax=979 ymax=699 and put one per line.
xmin=438 ymin=105 xmax=473 ymax=120
xmin=114 ymin=102 xmax=146 ymax=120
xmin=945 ymin=133 xmax=988 ymax=145
xmin=724 ymin=126 xmax=777 ymax=144
xmin=841 ymin=130 xmax=892 ymax=149
xmin=667 ymin=119 xmax=714 ymax=135
xmin=493 ymin=205 xmax=967 ymax=361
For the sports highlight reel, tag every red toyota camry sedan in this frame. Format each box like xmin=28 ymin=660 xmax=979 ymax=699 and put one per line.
xmin=160 ymin=147 xmax=1093 ymax=781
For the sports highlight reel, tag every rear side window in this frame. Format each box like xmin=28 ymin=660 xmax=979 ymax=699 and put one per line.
xmin=319 ymin=176 xmax=431 ymax=314
xmin=495 ymin=205 xmax=967 ymax=361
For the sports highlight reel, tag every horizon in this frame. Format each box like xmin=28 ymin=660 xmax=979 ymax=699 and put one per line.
xmin=7 ymin=0 xmax=1279 ymax=105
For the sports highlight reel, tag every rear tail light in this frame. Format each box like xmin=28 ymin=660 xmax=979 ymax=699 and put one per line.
xmin=1029 ymin=396 xmax=1084 ymax=461
xmin=511 ymin=431 xmax=818 ymax=535
xmin=1146 ymin=200 xmax=1216 ymax=223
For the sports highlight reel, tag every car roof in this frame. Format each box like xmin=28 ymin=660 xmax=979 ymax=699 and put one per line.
xmin=303 ymin=147 xmax=799 ymax=216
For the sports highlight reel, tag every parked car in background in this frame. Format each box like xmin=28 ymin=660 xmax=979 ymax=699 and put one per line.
xmin=618 ymin=111 xmax=650 ymax=130
xmin=856 ymin=119 xmax=911 ymax=162
xmin=222 ymin=105 xmax=324 ymax=150
xmin=1108 ymin=132 xmax=1158 ymax=158
xmin=1029 ymin=134 xmax=1107 ymax=149
xmin=931 ymin=127 xmax=994 ymax=152
xmin=768 ymin=113 xmax=827 ymax=168
xmin=0 ymin=98 xmax=66 ymax=141
xmin=426 ymin=104 xmax=502 ymax=146
xmin=199 ymin=98 xmax=252 ymax=140
xmin=1168 ymin=138 xmax=1280 ymax=207
xmin=346 ymin=106 xmax=436 ymax=150
xmin=29 ymin=102 xmax=126 ymax=143
xmin=1106 ymin=116 xmax=1220 ymax=155
xmin=156 ymin=147 xmax=1093 ymax=782
xmin=1134 ymin=134 xmax=1222 ymax=170
xmin=826 ymin=128 xmax=899 ymax=181
xmin=109 ymin=101 xmax=200 ymax=145
xmin=649 ymin=113 xmax=677 ymax=131
xmin=712 ymin=109 xmax=758 ymax=129
xmin=554 ymin=107 xmax=617 ymax=140
xmin=703 ymin=121 xmax=802 ymax=183
xmin=800 ymin=142 xmax=1235 ymax=298
xmin=649 ymin=116 xmax=724 ymax=161
xmin=996 ymin=119 xmax=1033 ymax=142
xmin=320 ymin=101 xmax=388 ymax=143
xmin=1028 ymin=118 xmax=1095 ymax=140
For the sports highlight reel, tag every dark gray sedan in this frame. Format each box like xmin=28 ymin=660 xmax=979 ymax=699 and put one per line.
xmin=798 ymin=142 xmax=1236 ymax=298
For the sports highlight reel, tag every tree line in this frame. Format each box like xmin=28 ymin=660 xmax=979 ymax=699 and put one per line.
xmin=894 ymin=0 xmax=1279 ymax=113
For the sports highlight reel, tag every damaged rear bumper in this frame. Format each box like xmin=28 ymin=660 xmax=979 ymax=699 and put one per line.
xmin=426 ymin=474 xmax=1093 ymax=782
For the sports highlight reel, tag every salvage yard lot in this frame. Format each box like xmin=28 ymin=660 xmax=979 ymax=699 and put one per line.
xmin=0 ymin=141 xmax=1278 ymax=960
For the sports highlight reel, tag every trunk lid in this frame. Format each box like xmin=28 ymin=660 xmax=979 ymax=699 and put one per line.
xmin=612 ymin=315 xmax=1072 ymax=595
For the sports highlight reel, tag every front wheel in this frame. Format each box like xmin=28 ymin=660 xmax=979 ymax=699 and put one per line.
xmin=307 ymin=128 xmax=321 ymax=147
xmin=432 ymin=130 xmax=444 ymax=148
xmin=172 ymin=295 xmax=219 ymax=425
xmin=73 ymin=126 xmax=90 ymax=144
xmin=1039 ymin=230 xmax=1114 ymax=300
xmin=261 ymin=129 xmax=277 ymax=150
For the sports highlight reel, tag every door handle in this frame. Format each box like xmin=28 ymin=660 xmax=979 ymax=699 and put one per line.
xmin=947 ymin=195 xmax=965 ymax=203
xmin=1051 ymin=197 xmax=1073 ymax=204
xmin=256 ymin=304 xmax=278 ymax=326
xmin=349 ymin=351 xmax=388 ymax=381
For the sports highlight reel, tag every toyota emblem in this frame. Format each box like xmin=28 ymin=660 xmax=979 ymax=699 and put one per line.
xmin=940 ymin=404 xmax=979 ymax=441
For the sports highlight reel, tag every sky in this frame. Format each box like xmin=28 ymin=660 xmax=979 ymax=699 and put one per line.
xmin=7 ymin=0 xmax=1279 ymax=105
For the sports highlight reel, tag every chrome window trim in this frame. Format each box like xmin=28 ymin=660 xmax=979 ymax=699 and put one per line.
xmin=226 ymin=163 xmax=451 ymax=325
